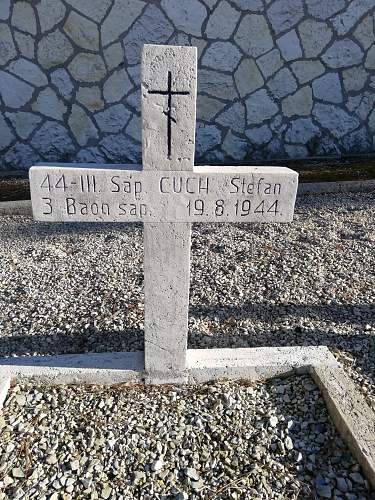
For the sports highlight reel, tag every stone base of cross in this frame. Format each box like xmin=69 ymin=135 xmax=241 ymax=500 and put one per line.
xmin=30 ymin=45 xmax=298 ymax=384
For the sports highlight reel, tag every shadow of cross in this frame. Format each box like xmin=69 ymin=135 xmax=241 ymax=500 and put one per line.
xmin=29 ymin=44 xmax=299 ymax=384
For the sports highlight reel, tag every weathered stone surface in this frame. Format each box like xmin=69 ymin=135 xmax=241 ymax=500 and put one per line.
xmin=76 ymin=147 xmax=106 ymax=163
xmin=282 ymin=86 xmax=313 ymax=117
xmin=0 ymin=24 xmax=16 ymax=65
xmin=305 ymin=0 xmax=345 ymax=20
xmin=64 ymin=11 xmax=99 ymax=51
xmin=322 ymin=40 xmax=364 ymax=68
xmin=100 ymin=133 xmax=141 ymax=163
xmin=127 ymin=65 xmax=141 ymax=87
xmin=354 ymin=14 xmax=375 ymax=50
xmin=76 ymin=87 xmax=104 ymax=112
xmin=365 ymin=45 xmax=375 ymax=70
xmin=95 ymin=104 xmax=132 ymax=133
xmin=342 ymin=66 xmax=368 ymax=92
xmin=50 ymin=69 xmax=74 ymax=100
xmin=7 ymin=59 xmax=48 ymax=87
xmin=103 ymin=69 xmax=132 ymax=104
xmin=222 ymin=131 xmax=248 ymax=160
xmin=205 ymin=1 xmax=241 ymax=39
xmin=257 ymin=49 xmax=283 ymax=79
xmin=313 ymin=103 xmax=360 ymax=139
xmin=0 ymin=0 xmax=10 ymax=20
xmin=101 ymin=0 xmax=145 ymax=46
xmin=195 ymin=124 xmax=221 ymax=157
xmin=37 ymin=0 xmax=66 ymax=33
xmin=191 ymin=37 xmax=207 ymax=61
xmin=267 ymin=0 xmax=304 ymax=34
xmin=4 ymin=143 xmax=40 ymax=169
xmin=31 ymin=121 xmax=75 ymax=160
xmin=246 ymin=89 xmax=278 ymax=125
xmin=332 ymin=0 xmax=374 ymax=36
xmin=312 ymin=73 xmax=342 ymax=103
xmin=5 ymin=112 xmax=41 ymax=140
xmin=68 ymin=53 xmax=106 ymax=82
xmin=285 ymin=144 xmax=308 ymax=157
xmin=268 ymin=68 xmax=297 ymax=99
xmin=125 ymin=113 xmax=141 ymax=142
xmin=245 ymin=124 xmax=273 ymax=145
xmin=234 ymin=58 xmax=264 ymax=98
xmin=104 ymin=43 xmax=124 ymax=72
xmin=38 ymin=30 xmax=74 ymax=70
xmin=341 ymin=127 xmax=371 ymax=153
xmin=298 ymin=20 xmax=333 ymax=58
xmin=0 ymin=71 xmax=34 ymax=108
xmin=12 ymin=2 xmax=36 ymax=35
xmin=14 ymin=31 xmax=34 ymax=59
xmin=32 ymin=88 xmax=67 ymax=121
xmin=65 ymin=0 xmax=112 ymax=23
xmin=285 ymin=118 xmax=320 ymax=144
xmin=276 ymin=30 xmax=302 ymax=61
xmin=197 ymin=95 xmax=227 ymax=121
xmin=235 ymin=15 xmax=273 ymax=58
xmin=127 ymin=89 xmax=141 ymax=113
xmin=346 ymin=92 xmax=375 ymax=121
xmin=216 ymin=102 xmax=246 ymax=133
xmin=231 ymin=0 xmax=263 ymax=10
xmin=369 ymin=108 xmax=375 ymax=132
xmin=0 ymin=114 xmax=14 ymax=150
xmin=123 ymin=5 xmax=174 ymax=66
xmin=202 ymin=42 xmax=242 ymax=72
xmin=68 ymin=104 xmax=98 ymax=147
xmin=161 ymin=0 xmax=207 ymax=37
xmin=291 ymin=60 xmax=325 ymax=84
xmin=199 ymin=69 xmax=238 ymax=100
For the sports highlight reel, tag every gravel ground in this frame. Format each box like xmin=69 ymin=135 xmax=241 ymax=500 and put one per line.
xmin=0 ymin=375 xmax=372 ymax=499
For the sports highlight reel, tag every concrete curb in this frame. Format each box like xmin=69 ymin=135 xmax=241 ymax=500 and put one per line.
xmin=0 ymin=200 xmax=32 ymax=216
xmin=0 ymin=377 xmax=11 ymax=409
xmin=311 ymin=365 xmax=375 ymax=490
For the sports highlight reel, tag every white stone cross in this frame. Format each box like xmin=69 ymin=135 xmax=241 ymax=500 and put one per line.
xmin=29 ymin=44 xmax=298 ymax=384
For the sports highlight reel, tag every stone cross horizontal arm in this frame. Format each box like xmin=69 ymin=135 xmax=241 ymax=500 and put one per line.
xmin=29 ymin=44 xmax=299 ymax=384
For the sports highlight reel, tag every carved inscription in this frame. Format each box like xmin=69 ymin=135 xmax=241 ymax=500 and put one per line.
xmin=30 ymin=165 xmax=298 ymax=223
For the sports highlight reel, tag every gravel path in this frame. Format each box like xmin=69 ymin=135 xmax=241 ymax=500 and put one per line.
xmin=0 ymin=376 xmax=372 ymax=499
xmin=0 ymin=192 xmax=374 ymax=407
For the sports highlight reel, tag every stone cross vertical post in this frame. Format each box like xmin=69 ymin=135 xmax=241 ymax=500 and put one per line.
xmin=141 ymin=45 xmax=197 ymax=383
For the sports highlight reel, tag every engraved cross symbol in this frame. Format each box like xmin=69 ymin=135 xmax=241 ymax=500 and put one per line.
xmin=148 ymin=71 xmax=190 ymax=159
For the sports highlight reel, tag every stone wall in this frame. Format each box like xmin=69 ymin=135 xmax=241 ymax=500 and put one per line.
xmin=0 ymin=0 xmax=374 ymax=170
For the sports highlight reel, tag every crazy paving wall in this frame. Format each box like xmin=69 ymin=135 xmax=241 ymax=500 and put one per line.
xmin=0 ymin=0 xmax=374 ymax=170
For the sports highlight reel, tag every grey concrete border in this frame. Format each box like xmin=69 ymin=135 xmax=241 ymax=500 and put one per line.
xmin=311 ymin=365 xmax=375 ymax=490
xmin=0 ymin=377 xmax=11 ymax=409
xmin=0 ymin=200 xmax=32 ymax=216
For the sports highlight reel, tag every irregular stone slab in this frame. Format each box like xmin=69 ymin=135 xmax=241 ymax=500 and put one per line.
xmin=230 ymin=0 xmax=263 ymax=10
xmin=246 ymin=89 xmax=279 ymax=125
xmin=101 ymin=0 xmax=146 ymax=46
xmin=235 ymin=14 xmax=273 ymax=58
xmin=76 ymin=147 xmax=106 ymax=164
xmin=313 ymin=103 xmax=360 ymax=139
xmin=4 ymin=143 xmax=40 ymax=169
xmin=234 ymin=58 xmax=264 ymax=98
xmin=222 ymin=131 xmax=248 ymax=160
xmin=12 ymin=1 xmax=36 ymax=35
xmin=245 ymin=124 xmax=273 ymax=145
xmin=342 ymin=66 xmax=368 ymax=92
xmin=103 ymin=69 xmax=133 ymax=104
xmin=0 ymin=0 xmax=10 ymax=20
xmin=267 ymin=0 xmax=304 ymax=34
xmin=341 ymin=127 xmax=371 ymax=153
xmin=199 ymin=69 xmax=238 ymax=100
xmin=197 ymin=95 xmax=227 ymax=121
xmin=282 ymin=86 xmax=313 ymax=117
xmin=95 ymin=104 xmax=132 ymax=133
xmin=201 ymin=41 xmax=242 ymax=72
xmin=285 ymin=117 xmax=320 ymax=144
xmin=196 ymin=124 xmax=222 ymax=157
xmin=30 ymin=164 xmax=299 ymax=223
xmin=0 ymin=114 xmax=14 ymax=150
xmin=298 ymin=19 xmax=333 ymax=58
xmin=304 ymin=0 xmax=345 ymax=20
xmin=68 ymin=105 xmax=98 ymax=147
xmin=31 ymin=121 xmax=75 ymax=160
xmin=5 ymin=112 xmax=41 ymax=140
xmin=0 ymin=71 xmax=34 ymax=108
xmin=354 ymin=13 xmax=375 ymax=51
xmin=365 ymin=45 xmax=375 ymax=70
xmin=161 ymin=0 xmax=207 ymax=37
xmin=123 ymin=5 xmax=175 ymax=66
xmin=276 ymin=29 xmax=302 ymax=61
xmin=346 ymin=92 xmax=375 ymax=121
xmin=268 ymin=68 xmax=297 ymax=99
xmin=64 ymin=11 xmax=99 ymax=51
xmin=285 ymin=144 xmax=308 ymax=158
xmin=68 ymin=53 xmax=106 ymax=82
xmin=50 ymin=69 xmax=74 ymax=100
xmin=32 ymin=88 xmax=67 ymax=121
xmin=37 ymin=0 xmax=66 ymax=33
xmin=332 ymin=0 xmax=374 ymax=36
xmin=291 ymin=60 xmax=325 ymax=84
xmin=38 ymin=30 xmax=74 ymax=70
xmin=14 ymin=31 xmax=34 ymax=60
xmin=7 ymin=58 xmax=48 ymax=87
xmin=312 ymin=73 xmax=343 ymax=103
xmin=104 ymin=43 xmax=124 ymax=72
xmin=100 ymin=134 xmax=141 ymax=163
xmin=65 ymin=0 xmax=112 ymax=23
xmin=125 ymin=113 xmax=141 ymax=142
xmin=216 ymin=102 xmax=246 ymax=134
xmin=0 ymin=23 xmax=16 ymax=66
xmin=205 ymin=1 xmax=241 ymax=39
xmin=256 ymin=48 xmax=283 ymax=79
xmin=322 ymin=39 xmax=364 ymax=68
xmin=76 ymin=87 xmax=104 ymax=112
